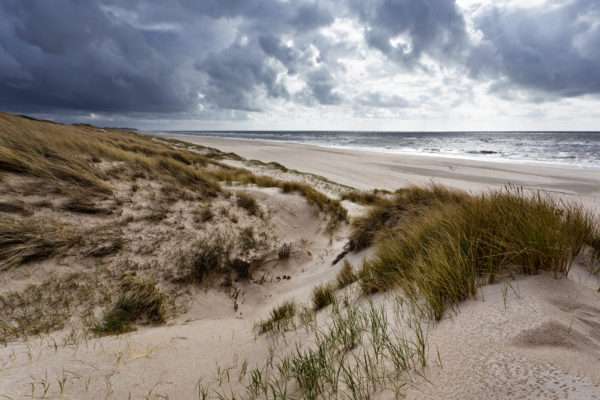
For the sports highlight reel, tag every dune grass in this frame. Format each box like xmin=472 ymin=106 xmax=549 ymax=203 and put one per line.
xmin=94 ymin=275 xmax=166 ymax=335
xmin=348 ymin=184 xmax=467 ymax=251
xmin=340 ymin=188 xmax=391 ymax=205
xmin=336 ymin=259 xmax=358 ymax=289
xmin=0 ymin=272 xmax=111 ymax=342
xmin=214 ymin=297 xmax=428 ymax=399
xmin=311 ymin=282 xmax=336 ymax=310
xmin=0 ymin=111 xmax=348 ymax=276
xmin=359 ymin=186 xmax=599 ymax=320
xmin=257 ymin=300 xmax=298 ymax=334
xmin=0 ymin=217 xmax=81 ymax=271
xmin=236 ymin=191 xmax=261 ymax=216
xmin=0 ymin=112 xmax=346 ymax=230
xmin=0 ymin=112 xmax=220 ymax=199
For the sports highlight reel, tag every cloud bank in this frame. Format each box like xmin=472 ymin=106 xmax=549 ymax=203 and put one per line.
xmin=0 ymin=0 xmax=598 ymax=129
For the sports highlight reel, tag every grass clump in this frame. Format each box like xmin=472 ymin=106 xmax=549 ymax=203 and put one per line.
xmin=177 ymin=235 xmax=258 ymax=282
xmin=361 ymin=186 xmax=599 ymax=320
xmin=0 ymin=217 xmax=81 ymax=271
xmin=62 ymin=194 xmax=112 ymax=214
xmin=94 ymin=275 xmax=166 ymax=335
xmin=278 ymin=242 xmax=292 ymax=259
xmin=341 ymin=189 xmax=388 ymax=205
xmin=336 ymin=259 xmax=358 ymax=289
xmin=188 ymin=238 xmax=228 ymax=283
xmin=257 ymin=300 xmax=297 ymax=334
xmin=311 ymin=282 xmax=336 ymax=310
xmin=349 ymin=184 xmax=467 ymax=251
xmin=236 ymin=191 xmax=261 ymax=216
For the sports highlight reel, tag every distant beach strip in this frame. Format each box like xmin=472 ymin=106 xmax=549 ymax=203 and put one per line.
xmin=159 ymin=130 xmax=600 ymax=171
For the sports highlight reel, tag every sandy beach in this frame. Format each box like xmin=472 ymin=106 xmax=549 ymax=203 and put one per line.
xmin=163 ymin=134 xmax=600 ymax=210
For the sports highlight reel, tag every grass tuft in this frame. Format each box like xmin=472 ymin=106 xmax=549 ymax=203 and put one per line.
xmin=278 ymin=242 xmax=292 ymax=259
xmin=94 ymin=275 xmax=166 ymax=335
xmin=0 ymin=217 xmax=81 ymax=271
xmin=188 ymin=238 xmax=227 ymax=283
xmin=236 ymin=191 xmax=261 ymax=216
xmin=257 ymin=300 xmax=297 ymax=334
xmin=336 ymin=259 xmax=358 ymax=289
xmin=348 ymin=184 xmax=467 ymax=251
xmin=311 ymin=282 xmax=336 ymax=311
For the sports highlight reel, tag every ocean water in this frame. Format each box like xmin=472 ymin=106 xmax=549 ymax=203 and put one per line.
xmin=164 ymin=130 xmax=600 ymax=171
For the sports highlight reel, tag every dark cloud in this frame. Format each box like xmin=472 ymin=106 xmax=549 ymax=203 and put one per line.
xmin=258 ymin=34 xmax=302 ymax=74
xmin=196 ymin=41 xmax=289 ymax=111
xmin=348 ymin=0 xmax=468 ymax=66
xmin=471 ymin=0 xmax=600 ymax=97
xmin=0 ymin=0 xmax=599 ymax=124
xmin=304 ymin=69 xmax=342 ymax=105
xmin=0 ymin=1 xmax=193 ymax=113
xmin=0 ymin=0 xmax=338 ymax=116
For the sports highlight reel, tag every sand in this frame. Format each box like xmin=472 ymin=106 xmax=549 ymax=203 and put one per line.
xmin=163 ymin=135 xmax=600 ymax=211
xmin=1 ymin=135 xmax=599 ymax=399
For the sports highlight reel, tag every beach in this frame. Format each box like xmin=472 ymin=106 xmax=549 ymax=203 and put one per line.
xmin=163 ymin=134 xmax=600 ymax=210
xmin=1 ymin=113 xmax=599 ymax=399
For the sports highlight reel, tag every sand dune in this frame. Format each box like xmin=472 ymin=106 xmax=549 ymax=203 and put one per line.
xmin=1 ymin=124 xmax=599 ymax=399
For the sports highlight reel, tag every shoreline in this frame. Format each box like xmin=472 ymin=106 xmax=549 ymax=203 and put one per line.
xmin=154 ymin=132 xmax=600 ymax=172
xmin=159 ymin=133 xmax=600 ymax=211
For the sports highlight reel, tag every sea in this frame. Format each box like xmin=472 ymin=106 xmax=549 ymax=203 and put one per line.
xmin=163 ymin=131 xmax=600 ymax=171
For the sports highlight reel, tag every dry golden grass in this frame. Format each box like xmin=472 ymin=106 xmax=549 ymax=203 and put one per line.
xmin=359 ymin=186 xmax=600 ymax=319
xmin=311 ymin=282 xmax=336 ymax=310
xmin=0 ymin=217 xmax=81 ymax=271
xmin=349 ymin=184 xmax=467 ymax=251
xmin=94 ymin=275 xmax=166 ymax=335
xmin=0 ymin=112 xmax=220 ymax=199
xmin=336 ymin=259 xmax=358 ymax=289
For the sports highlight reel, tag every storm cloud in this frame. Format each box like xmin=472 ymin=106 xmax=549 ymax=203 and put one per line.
xmin=471 ymin=0 xmax=600 ymax=97
xmin=0 ymin=0 xmax=599 ymax=128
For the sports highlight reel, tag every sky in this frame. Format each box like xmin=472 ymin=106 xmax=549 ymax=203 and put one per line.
xmin=0 ymin=0 xmax=599 ymax=131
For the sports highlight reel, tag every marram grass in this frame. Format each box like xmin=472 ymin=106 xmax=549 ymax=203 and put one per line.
xmin=359 ymin=186 xmax=599 ymax=320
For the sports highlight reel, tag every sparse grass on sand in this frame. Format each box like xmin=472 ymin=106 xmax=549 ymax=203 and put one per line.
xmin=94 ymin=275 xmax=166 ymax=335
xmin=219 ymin=297 xmax=428 ymax=399
xmin=358 ymin=185 xmax=600 ymax=320
xmin=236 ymin=191 xmax=261 ymax=216
xmin=257 ymin=300 xmax=297 ymax=334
